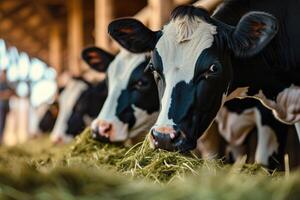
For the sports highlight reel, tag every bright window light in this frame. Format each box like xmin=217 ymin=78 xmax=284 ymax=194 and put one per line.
xmin=16 ymin=82 xmax=29 ymax=97
xmin=29 ymin=58 xmax=46 ymax=82
xmin=18 ymin=52 xmax=31 ymax=80
xmin=31 ymin=80 xmax=57 ymax=107
xmin=1 ymin=39 xmax=58 ymax=106
xmin=0 ymin=39 xmax=9 ymax=69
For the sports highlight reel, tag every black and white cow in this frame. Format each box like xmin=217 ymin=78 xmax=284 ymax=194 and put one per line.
xmin=108 ymin=0 xmax=300 ymax=152
xmin=217 ymin=98 xmax=288 ymax=166
xmin=86 ymin=47 xmax=160 ymax=142
xmin=51 ymin=47 xmax=113 ymax=143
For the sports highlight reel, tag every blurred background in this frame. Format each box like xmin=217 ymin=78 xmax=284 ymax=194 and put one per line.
xmin=0 ymin=0 xmax=196 ymax=145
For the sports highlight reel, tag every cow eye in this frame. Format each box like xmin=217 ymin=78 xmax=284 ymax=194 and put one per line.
xmin=209 ymin=64 xmax=217 ymax=73
xmin=145 ymin=62 xmax=155 ymax=72
xmin=134 ymin=80 xmax=148 ymax=90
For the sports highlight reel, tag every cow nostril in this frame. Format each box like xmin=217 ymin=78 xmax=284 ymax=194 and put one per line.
xmin=99 ymin=122 xmax=112 ymax=135
xmin=170 ymin=131 xmax=180 ymax=141
xmin=107 ymin=123 xmax=112 ymax=132
xmin=151 ymin=129 xmax=159 ymax=140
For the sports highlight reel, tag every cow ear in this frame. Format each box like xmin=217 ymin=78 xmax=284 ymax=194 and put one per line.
xmin=228 ymin=11 xmax=278 ymax=57
xmin=81 ymin=47 xmax=115 ymax=72
xmin=108 ymin=18 xmax=161 ymax=53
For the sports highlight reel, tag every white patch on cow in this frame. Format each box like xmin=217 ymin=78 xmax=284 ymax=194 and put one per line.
xmin=216 ymin=106 xmax=256 ymax=146
xmin=254 ymin=109 xmax=279 ymax=166
xmin=28 ymin=103 xmax=49 ymax=136
xmin=154 ymin=16 xmax=217 ymax=127
xmin=93 ymin=49 xmax=149 ymax=141
xmin=51 ymin=79 xmax=88 ymax=142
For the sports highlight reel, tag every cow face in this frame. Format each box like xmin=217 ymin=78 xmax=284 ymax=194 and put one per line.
xmin=83 ymin=48 xmax=159 ymax=142
xmin=65 ymin=79 xmax=108 ymax=137
xmin=109 ymin=5 xmax=278 ymax=152
xmin=51 ymin=48 xmax=113 ymax=143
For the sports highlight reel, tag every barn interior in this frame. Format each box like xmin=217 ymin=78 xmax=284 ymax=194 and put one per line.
xmin=0 ymin=0 xmax=196 ymax=144
xmin=0 ymin=0 xmax=300 ymax=199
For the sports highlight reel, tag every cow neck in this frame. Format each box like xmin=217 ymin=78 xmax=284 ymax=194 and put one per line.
xmin=227 ymin=54 xmax=290 ymax=101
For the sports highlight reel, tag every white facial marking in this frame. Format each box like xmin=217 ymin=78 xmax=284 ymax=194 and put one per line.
xmin=51 ymin=79 xmax=88 ymax=142
xmin=95 ymin=49 xmax=150 ymax=140
xmin=155 ymin=16 xmax=217 ymax=127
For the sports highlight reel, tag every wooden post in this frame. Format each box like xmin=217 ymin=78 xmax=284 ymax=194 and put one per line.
xmin=95 ymin=0 xmax=113 ymax=52
xmin=49 ymin=23 xmax=62 ymax=74
xmin=148 ymin=0 xmax=174 ymax=30
xmin=67 ymin=0 xmax=83 ymax=76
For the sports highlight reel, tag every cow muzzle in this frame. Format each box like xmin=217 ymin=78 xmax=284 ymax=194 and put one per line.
xmin=150 ymin=125 xmax=185 ymax=151
xmin=91 ymin=119 xmax=114 ymax=143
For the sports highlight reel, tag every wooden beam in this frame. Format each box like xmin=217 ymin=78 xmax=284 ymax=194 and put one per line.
xmin=67 ymin=0 xmax=83 ymax=76
xmin=31 ymin=0 xmax=55 ymax=25
xmin=133 ymin=6 xmax=151 ymax=25
xmin=94 ymin=0 xmax=114 ymax=52
xmin=193 ymin=0 xmax=224 ymax=13
xmin=0 ymin=1 xmax=30 ymax=20
xmin=173 ymin=0 xmax=193 ymax=4
xmin=148 ymin=0 xmax=174 ymax=30
xmin=49 ymin=23 xmax=62 ymax=73
xmin=0 ymin=7 xmax=49 ymax=49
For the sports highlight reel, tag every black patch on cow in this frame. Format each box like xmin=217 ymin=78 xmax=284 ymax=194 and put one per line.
xmin=66 ymin=80 xmax=108 ymax=137
xmin=116 ymin=60 xmax=159 ymax=128
xmin=171 ymin=5 xmax=211 ymax=22
xmin=108 ymin=18 xmax=163 ymax=53
xmin=224 ymin=98 xmax=258 ymax=114
xmin=82 ymin=47 xmax=115 ymax=72
xmin=151 ymin=49 xmax=164 ymax=75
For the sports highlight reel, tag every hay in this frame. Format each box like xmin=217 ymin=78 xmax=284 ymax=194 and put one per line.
xmin=0 ymin=128 xmax=300 ymax=199
xmin=44 ymin=129 xmax=271 ymax=183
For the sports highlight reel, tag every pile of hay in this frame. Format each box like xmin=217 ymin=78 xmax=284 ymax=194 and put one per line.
xmin=40 ymin=129 xmax=224 ymax=183
xmin=36 ymin=129 xmax=273 ymax=183
xmin=0 ymin=129 xmax=300 ymax=199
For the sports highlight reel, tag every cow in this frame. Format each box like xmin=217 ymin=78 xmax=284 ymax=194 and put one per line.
xmin=50 ymin=47 xmax=113 ymax=143
xmin=108 ymin=0 xmax=300 ymax=152
xmin=37 ymin=87 xmax=65 ymax=134
xmin=86 ymin=47 xmax=160 ymax=143
xmin=216 ymin=98 xmax=288 ymax=167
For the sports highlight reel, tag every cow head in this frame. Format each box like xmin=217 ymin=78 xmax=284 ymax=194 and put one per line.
xmin=65 ymin=78 xmax=108 ymax=138
xmin=109 ymin=5 xmax=278 ymax=152
xmin=83 ymin=47 xmax=160 ymax=142
xmin=51 ymin=48 xmax=113 ymax=143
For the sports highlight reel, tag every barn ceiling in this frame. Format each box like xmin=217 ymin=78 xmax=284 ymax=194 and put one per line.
xmin=0 ymin=0 xmax=149 ymax=66
xmin=0 ymin=0 xmax=68 ymax=63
